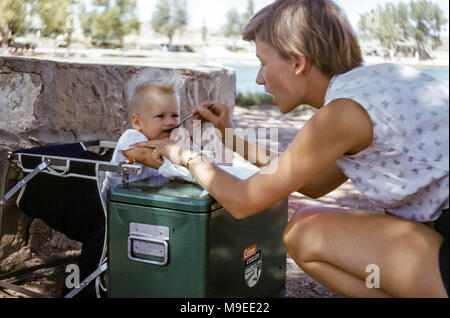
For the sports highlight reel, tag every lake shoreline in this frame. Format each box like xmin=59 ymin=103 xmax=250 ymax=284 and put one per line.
xmin=2 ymin=48 xmax=448 ymax=69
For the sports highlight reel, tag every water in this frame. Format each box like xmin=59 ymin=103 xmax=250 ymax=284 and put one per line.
xmin=227 ymin=64 xmax=449 ymax=94
xmin=226 ymin=64 xmax=266 ymax=94
xmin=416 ymin=68 xmax=449 ymax=82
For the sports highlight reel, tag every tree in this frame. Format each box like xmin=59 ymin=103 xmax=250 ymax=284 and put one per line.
xmin=358 ymin=0 xmax=447 ymax=60
xmin=83 ymin=0 xmax=140 ymax=49
xmin=409 ymin=0 xmax=447 ymax=59
xmin=151 ymin=0 xmax=189 ymax=45
xmin=359 ymin=4 xmax=405 ymax=52
xmin=201 ymin=20 xmax=208 ymax=43
xmin=223 ymin=0 xmax=254 ymax=38
xmin=37 ymin=0 xmax=79 ymax=54
xmin=114 ymin=0 xmax=141 ymax=47
xmin=0 ymin=0 xmax=35 ymax=48
xmin=223 ymin=8 xmax=243 ymax=38
xmin=243 ymin=0 xmax=255 ymax=24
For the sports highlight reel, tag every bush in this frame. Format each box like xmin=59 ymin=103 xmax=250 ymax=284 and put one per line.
xmin=91 ymin=39 xmax=121 ymax=49
xmin=235 ymin=92 xmax=273 ymax=106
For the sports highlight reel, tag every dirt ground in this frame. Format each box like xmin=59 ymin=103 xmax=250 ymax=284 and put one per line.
xmin=0 ymin=105 xmax=385 ymax=298
xmin=233 ymin=105 xmax=385 ymax=298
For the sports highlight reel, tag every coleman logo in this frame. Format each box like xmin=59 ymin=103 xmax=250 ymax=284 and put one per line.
xmin=243 ymin=244 xmax=257 ymax=261
xmin=243 ymin=244 xmax=262 ymax=288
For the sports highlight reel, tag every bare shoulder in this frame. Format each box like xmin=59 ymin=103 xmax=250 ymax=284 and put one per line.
xmin=313 ymin=99 xmax=373 ymax=153
xmin=318 ymin=99 xmax=372 ymax=127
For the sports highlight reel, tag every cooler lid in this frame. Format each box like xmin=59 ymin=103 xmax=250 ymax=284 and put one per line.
xmin=108 ymin=175 xmax=219 ymax=213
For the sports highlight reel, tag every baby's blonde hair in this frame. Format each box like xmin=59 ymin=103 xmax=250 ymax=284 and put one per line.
xmin=242 ymin=0 xmax=363 ymax=76
xmin=129 ymin=79 xmax=179 ymax=116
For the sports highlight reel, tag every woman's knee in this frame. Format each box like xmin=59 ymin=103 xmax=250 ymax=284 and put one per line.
xmin=283 ymin=206 xmax=329 ymax=262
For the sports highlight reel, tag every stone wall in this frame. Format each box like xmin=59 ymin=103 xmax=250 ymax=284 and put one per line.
xmin=0 ymin=56 xmax=236 ymax=272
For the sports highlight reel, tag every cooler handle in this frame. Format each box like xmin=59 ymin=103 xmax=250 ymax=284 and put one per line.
xmin=127 ymin=235 xmax=169 ymax=266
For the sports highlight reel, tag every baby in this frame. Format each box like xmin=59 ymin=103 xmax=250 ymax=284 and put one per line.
xmin=101 ymin=80 xmax=180 ymax=201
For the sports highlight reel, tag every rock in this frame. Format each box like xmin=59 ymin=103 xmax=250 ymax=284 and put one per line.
xmin=0 ymin=57 xmax=235 ymax=146
xmin=0 ymin=56 xmax=236 ymax=276
xmin=0 ymin=246 xmax=32 ymax=273
xmin=0 ymin=73 xmax=41 ymax=134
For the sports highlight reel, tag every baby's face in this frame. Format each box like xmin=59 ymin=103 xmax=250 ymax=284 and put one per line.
xmin=134 ymin=92 xmax=180 ymax=140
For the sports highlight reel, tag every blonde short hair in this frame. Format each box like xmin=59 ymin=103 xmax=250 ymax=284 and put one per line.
xmin=242 ymin=0 xmax=363 ymax=76
xmin=129 ymin=79 xmax=179 ymax=116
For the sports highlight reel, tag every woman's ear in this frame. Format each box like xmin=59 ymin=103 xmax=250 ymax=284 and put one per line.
xmin=294 ymin=55 xmax=307 ymax=76
xmin=131 ymin=113 xmax=142 ymax=132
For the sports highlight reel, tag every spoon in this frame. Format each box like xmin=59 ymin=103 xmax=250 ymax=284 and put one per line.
xmin=163 ymin=103 xmax=214 ymax=133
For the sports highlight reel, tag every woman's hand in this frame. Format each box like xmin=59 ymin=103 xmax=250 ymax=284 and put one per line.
xmin=122 ymin=147 xmax=162 ymax=170
xmin=130 ymin=139 xmax=193 ymax=167
xmin=192 ymin=101 xmax=234 ymax=143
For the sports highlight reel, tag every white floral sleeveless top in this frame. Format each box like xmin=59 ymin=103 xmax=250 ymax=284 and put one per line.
xmin=324 ymin=63 xmax=449 ymax=222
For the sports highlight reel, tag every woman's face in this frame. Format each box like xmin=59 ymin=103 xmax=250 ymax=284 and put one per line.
xmin=255 ymin=38 xmax=303 ymax=113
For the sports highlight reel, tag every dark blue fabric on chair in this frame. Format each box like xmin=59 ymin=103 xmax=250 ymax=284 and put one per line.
xmin=14 ymin=142 xmax=109 ymax=297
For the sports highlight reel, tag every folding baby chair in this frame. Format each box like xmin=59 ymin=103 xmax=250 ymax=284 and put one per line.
xmin=0 ymin=140 xmax=142 ymax=298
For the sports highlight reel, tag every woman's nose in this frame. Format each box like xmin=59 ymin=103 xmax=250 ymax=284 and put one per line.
xmin=256 ymin=68 xmax=265 ymax=85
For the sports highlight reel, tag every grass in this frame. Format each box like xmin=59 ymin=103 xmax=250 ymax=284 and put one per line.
xmin=235 ymin=92 xmax=273 ymax=106
xmin=235 ymin=92 xmax=316 ymax=117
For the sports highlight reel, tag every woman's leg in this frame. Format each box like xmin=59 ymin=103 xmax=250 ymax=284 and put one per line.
xmin=283 ymin=206 xmax=448 ymax=297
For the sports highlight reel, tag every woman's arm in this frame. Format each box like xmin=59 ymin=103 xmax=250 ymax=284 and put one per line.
xmin=194 ymin=102 xmax=278 ymax=167
xmin=226 ymin=133 xmax=279 ymax=167
xmin=296 ymin=161 xmax=348 ymax=199
xmin=186 ymin=99 xmax=372 ymax=218
xmin=133 ymin=99 xmax=372 ymax=219
xmin=194 ymin=102 xmax=348 ymax=177
xmin=122 ymin=148 xmax=161 ymax=169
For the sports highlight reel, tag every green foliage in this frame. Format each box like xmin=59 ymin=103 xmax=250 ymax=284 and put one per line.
xmin=151 ymin=0 xmax=189 ymax=44
xmin=223 ymin=0 xmax=254 ymax=37
xmin=38 ymin=0 xmax=78 ymax=39
xmin=83 ymin=0 xmax=140 ymax=47
xmin=243 ymin=0 xmax=255 ymax=25
xmin=0 ymin=0 xmax=35 ymax=45
xmin=359 ymin=3 xmax=403 ymax=49
xmin=358 ymin=0 xmax=447 ymax=60
xmin=236 ymin=92 xmax=273 ymax=106
xmin=223 ymin=8 xmax=243 ymax=37
xmin=409 ymin=0 xmax=447 ymax=49
xmin=235 ymin=93 xmax=315 ymax=117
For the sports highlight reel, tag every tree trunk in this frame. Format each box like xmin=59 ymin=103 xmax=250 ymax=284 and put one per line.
xmin=66 ymin=32 xmax=72 ymax=57
xmin=1 ymin=31 xmax=9 ymax=53
xmin=120 ymin=36 xmax=125 ymax=56
xmin=54 ymin=38 xmax=58 ymax=57
xmin=417 ymin=46 xmax=432 ymax=61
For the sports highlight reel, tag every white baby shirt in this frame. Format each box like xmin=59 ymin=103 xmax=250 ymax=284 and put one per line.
xmin=324 ymin=63 xmax=449 ymax=222
xmin=100 ymin=129 xmax=160 ymax=202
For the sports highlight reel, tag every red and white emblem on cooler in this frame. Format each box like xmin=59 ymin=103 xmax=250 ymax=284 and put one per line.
xmin=243 ymin=244 xmax=257 ymax=261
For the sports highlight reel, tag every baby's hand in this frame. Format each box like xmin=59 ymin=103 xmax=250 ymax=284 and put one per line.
xmin=123 ymin=147 xmax=162 ymax=169
xmin=131 ymin=140 xmax=191 ymax=167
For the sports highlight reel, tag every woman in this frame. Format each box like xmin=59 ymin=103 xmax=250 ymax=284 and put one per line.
xmin=132 ymin=0 xmax=448 ymax=297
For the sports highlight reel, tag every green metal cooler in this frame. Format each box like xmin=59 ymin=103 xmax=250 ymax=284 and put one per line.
xmin=107 ymin=175 xmax=287 ymax=298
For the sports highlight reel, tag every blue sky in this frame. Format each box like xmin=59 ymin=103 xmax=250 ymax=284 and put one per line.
xmin=137 ymin=0 xmax=449 ymax=35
